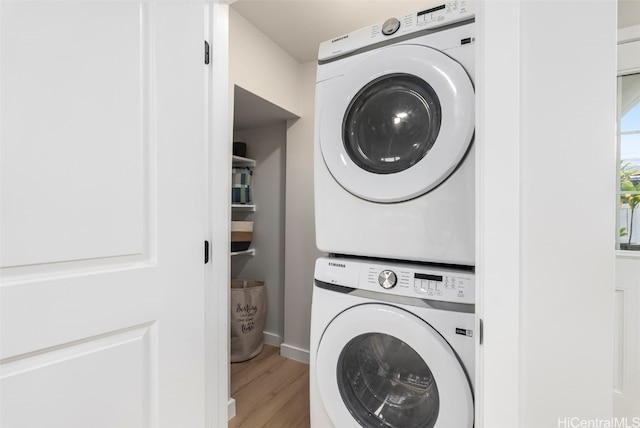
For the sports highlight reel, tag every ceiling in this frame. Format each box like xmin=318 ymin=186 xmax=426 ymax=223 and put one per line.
xmin=231 ymin=0 xmax=431 ymax=64
xmin=619 ymin=0 xmax=640 ymax=29
xmin=231 ymin=0 xmax=640 ymax=64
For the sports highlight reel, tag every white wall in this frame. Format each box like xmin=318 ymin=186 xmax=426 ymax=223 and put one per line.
xmin=229 ymin=8 xmax=319 ymax=361
xmin=229 ymin=8 xmax=302 ymax=117
xmin=232 ymin=124 xmax=287 ymax=344
xmin=615 ymin=255 xmax=640 ymax=417
xmin=477 ymin=1 xmax=616 ymax=427
xmin=282 ymin=60 xmax=324 ymax=362
xmin=519 ymin=2 xmax=615 ymax=424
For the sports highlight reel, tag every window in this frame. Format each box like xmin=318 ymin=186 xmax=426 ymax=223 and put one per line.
xmin=617 ymin=72 xmax=640 ymax=250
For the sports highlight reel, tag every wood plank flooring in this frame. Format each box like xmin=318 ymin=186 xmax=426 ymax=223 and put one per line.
xmin=229 ymin=345 xmax=310 ymax=428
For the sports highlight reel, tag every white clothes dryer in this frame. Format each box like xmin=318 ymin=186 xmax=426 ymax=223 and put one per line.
xmin=314 ymin=2 xmax=476 ymax=266
xmin=310 ymin=257 xmax=475 ymax=428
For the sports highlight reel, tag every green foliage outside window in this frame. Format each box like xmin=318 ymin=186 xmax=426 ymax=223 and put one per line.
xmin=620 ymin=160 xmax=640 ymax=248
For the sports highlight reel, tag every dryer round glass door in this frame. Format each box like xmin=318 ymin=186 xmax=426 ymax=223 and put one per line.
xmin=343 ymin=73 xmax=442 ymax=175
xmin=318 ymin=44 xmax=474 ymax=203
xmin=315 ymin=303 xmax=474 ymax=428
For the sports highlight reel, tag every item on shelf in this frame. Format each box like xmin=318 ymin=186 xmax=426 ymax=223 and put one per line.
xmin=230 ymin=279 xmax=266 ymax=362
xmin=233 ymin=141 xmax=247 ymax=158
xmin=231 ymin=166 xmax=253 ymax=204
xmin=231 ymin=221 xmax=253 ymax=252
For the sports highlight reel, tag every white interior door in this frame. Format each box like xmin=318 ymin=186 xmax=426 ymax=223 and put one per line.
xmin=0 ymin=1 xmax=208 ymax=427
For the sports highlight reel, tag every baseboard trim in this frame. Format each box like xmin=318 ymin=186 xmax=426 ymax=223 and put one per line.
xmin=228 ymin=397 xmax=236 ymax=420
xmin=263 ymin=330 xmax=281 ymax=347
xmin=258 ymin=331 xmax=310 ymax=363
xmin=280 ymin=342 xmax=310 ymax=364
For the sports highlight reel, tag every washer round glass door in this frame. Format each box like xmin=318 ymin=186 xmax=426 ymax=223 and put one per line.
xmin=315 ymin=304 xmax=474 ymax=428
xmin=318 ymin=44 xmax=474 ymax=203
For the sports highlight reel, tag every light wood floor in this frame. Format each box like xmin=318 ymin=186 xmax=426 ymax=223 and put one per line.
xmin=229 ymin=345 xmax=310 ymax=428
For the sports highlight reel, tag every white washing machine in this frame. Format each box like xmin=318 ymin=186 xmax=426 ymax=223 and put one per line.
xmin=314 ymin=2 xmax=475 ymax=266
xmin=310 ymin=257 xmax=475 ymax=428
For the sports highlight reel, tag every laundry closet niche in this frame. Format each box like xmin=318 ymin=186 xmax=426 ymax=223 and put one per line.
xmin=231 ymin=85 xmax=299 ymax=348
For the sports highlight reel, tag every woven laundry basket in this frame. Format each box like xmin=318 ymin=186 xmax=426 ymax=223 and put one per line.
xmin=230 ymin=279 xmax=266 ymax=362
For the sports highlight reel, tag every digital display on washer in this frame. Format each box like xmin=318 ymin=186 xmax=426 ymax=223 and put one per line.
xmin=414 ymin=273 xmax=443 ymax=282
xmin=418 ymin=4 xmax=446 ymax=16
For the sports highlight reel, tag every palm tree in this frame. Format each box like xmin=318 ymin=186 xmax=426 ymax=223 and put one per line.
xmin=620 ymin=161 xmax=640 ymax=247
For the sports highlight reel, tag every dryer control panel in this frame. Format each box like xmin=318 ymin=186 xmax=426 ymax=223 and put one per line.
xmin=315 ymin=257 xmax=474 ymax=305
xmin=318 ymin=1 xmax=474 ymax=62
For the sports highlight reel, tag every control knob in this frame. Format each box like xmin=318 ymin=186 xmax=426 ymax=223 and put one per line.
xmin=378 ymin=270 xmax=397 ymax=289
xmin=382 ymin=17 xmax=401 ymax=36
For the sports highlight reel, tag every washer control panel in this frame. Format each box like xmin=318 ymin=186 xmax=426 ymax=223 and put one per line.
xmin=412 ymin=272 xmax=472 ymax=301
xmin=318 ymin=0 xmax=474 ymax=61
xmin=315 ymin=257 xmax=474 ymax=304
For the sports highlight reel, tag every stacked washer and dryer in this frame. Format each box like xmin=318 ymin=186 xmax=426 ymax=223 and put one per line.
xmin=310 ymin=2 xmax=477 ymax=427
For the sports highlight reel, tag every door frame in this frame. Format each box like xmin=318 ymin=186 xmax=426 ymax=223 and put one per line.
xmin=205 ymin=1 xmax=232 ymax=426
